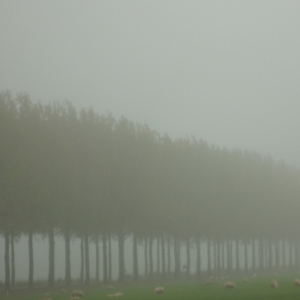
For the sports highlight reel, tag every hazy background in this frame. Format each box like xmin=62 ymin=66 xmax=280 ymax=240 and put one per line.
xmin=1 ymin=0 xmax=300 ymax=282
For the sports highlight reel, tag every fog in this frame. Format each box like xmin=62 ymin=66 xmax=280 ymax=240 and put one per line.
xmin=1 ymin=1 xmax=300 ymax=166
xmin=1 ymin=1 xmax=300 ymax=284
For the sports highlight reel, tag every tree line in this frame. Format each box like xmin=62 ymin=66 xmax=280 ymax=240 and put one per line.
xmin=1 ymin=91 xmax=300 ymax=290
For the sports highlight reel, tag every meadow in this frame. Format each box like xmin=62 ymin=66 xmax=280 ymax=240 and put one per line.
xmin=6 ymin=276 xmax=300 ymax=300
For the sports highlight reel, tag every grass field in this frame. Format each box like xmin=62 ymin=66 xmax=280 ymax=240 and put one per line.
xmin=6 ymin=276 xmax=300 ymax=300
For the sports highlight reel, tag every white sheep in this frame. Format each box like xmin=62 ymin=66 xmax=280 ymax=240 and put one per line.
xmin=71 ymin=291 xmax=85 ymax=298
xmin=155 ymin=287 xmax=164 ymax=294
xmin=294 ymin=279 xmax=300 ymax=286
xmin=114 ymin=293 xmax=124 ymax=297
xmin=270 ymin=280 xmax=278 ymax=288
xmin=224 ymin=282 xmax=236 ymax=289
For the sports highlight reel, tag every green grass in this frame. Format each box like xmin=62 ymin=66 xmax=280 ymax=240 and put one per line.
xmin=7 ymin=277 xmax=300 ymax=300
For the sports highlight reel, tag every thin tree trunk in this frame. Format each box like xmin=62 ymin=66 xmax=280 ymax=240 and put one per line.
xmin=217 ymin=239 xmax=221 ymax=275
xmin=244 ymin=240 xmax=248 ymax=273
xmin=196 ymin=236 xmax=201 ymax=278
xmin=235 ymin=240 xmax=240 ymax=275
xmin=186 ymin=237 xmax=190 ymax=277
xmin=161 ymin=234 xmax=166 ymax=278
xmin=80 ymin=235 xmax=84 ymax=282
xmin=174 ymin=236 xmax=179 ymax=278
xmin=108 ymin=234 xmax=112 ymax=281
xmin=259 ymin=237 xmax=264 ymax=272
xmin=5 ymin=226 xmax=10 ymax=291
xmin=48 ymin=227 xmax=55 ymax=288
xmin=84 ymin=231 xmax=90 ymax=285
xmin=207 ymin=237 xmax=211 ymax=276
xmin=282 ymin=239 xmax=286 ymax=270
xmin=226 ymin=239 xmax=230 ymax=274
xmin=167 ymin=236 xmax=171 ymax=276
xmin=65 ymin=228 xmax=71 ymax=287
xmin=289 ymin=239 xmax=293 ymax=270
xmin=95 ymin=237 xmax=99 ymax=283
xmin=10 ymin=231 xmax=15 ymax=287
xmin=103 ymin=233 xmax=108 ymax=282
xmin=144 ymin=237 xmax=148 ymax=277
xmin=118 ymin=232 xmax=125 ymax=283
xmin=149 ymin=235 xmax=153 ymax=279
xmin=275 ymin=240 xmax=280 ymax=271
xmin=28 ymin=230 xmax=34 ymax=290
xmin=252 ymin=239 xmax=256 ymax=272
xmin=156 ymin=236 xmax=160 ymax=274
xmin=133 ymin=232 xmax=138 ymax=281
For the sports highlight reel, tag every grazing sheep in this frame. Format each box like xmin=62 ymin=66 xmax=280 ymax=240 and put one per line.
xmin=155 ymin=287 xmax=164 ymax=294
xmin=224 ymin=282 xmax=236 ymax=289
xmin=114 ymin=293 xmax=124 ymax=297
xmin=71 ymin=291 xmax=85 ymax=298
xmin=106 ymin=294 xmax=116 ymax=298
xmin=270 ymin=280 xmax=278 ymax=288
xmin=294 ymin=279 xmax=300 ymax=286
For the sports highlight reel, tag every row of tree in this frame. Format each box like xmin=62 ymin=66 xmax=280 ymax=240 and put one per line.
xmin=1 ymin=91 xmax=300 ymax=290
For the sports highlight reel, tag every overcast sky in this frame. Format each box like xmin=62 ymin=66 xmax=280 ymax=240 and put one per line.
xmin=1 ymin=1 xmax=300 ymax=166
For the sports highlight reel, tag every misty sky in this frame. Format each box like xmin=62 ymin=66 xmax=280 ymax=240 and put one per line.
xmin=1 ymin=1 xmax=300 ymax=166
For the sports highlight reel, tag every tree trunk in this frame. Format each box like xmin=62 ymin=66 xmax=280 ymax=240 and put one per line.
xmin=186 ymin=237 xmax=190 ymax=277
xmin=118 ymin=232 xmax=125 ymax=283
xmin=244 ymin=240 xmax=248 ymax=273
xmin=174 ymin=236 xmax=178 ymax=278
xmin=259 ymin=237 xmax=264 ymax=272
xmin=5 ymin=226 xmax=10 ymax=291
xmin=207 ymin=237 xmax=211 ymax=276
xmin=167 ymin=236 xmax=171 ymax=276
xmin=28 ymin=230 xmax=34 ymax=290
xmin=235 ymin=240 xmax=240 ymax=275
xmin=48 ymin=227 xmax=55 ymax=288
xmin=156 ymin=236 xmax=160 ymax=275
xmin=252 ymin=239 xmax=256 ymax=272
xmin=84 ymin=231 xmax=90 ymax=285
xmin=103 ymin=233 xmax=108 ymax=282
xmin=65 ymin=229 xmax=71 ymax=287
xmin=95 ymin=237 xmax=99 ymax=283
xmin=10 ymin=232 xmax=15 ymax=287
xmin=275 ymin=240 xmax=280 ymax=270
xmin=268 ymin=239 xmax=272 ymax=271
xmin=226 ymin=239 xmax=230 ymax=274
xmin=161 ymin=234 xmax=166 ymax=278
xmin=149 ymin=235 xmax=153 ymax=279
xmin=196 ymin=236 xmax=201 ymax=278
xmin=80 ymin=235 xmax=84 ymax=282
xmin=108 ymin=234 xmax=112 ymax=281
xmin=281 ymin=239 xmax=285 ymax=270
xmin=144 ymin=237 xmax=148 ymax=277
xmin=217 ymin=239 xmax=221 ymax=275
xmin=289 ymin=239 xmax=293 ymax=270
xmin=133 ymin=232 xmax=138 ymax=281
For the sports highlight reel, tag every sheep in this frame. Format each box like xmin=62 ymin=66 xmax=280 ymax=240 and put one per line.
xmin=270 ymin=280 xmax=278 ymax=288
xmin=155 ymin=287 xmax=164 ymax=294
xmin=243 ymin=278 xmax=248 ymax=283
xmin=224 ymin=282 xmax=236 ymax=289
xmin=71 ymin=291 xmax=85 ymax=298
xmin=294 ymin=279 xmax=300 ymax=286
xmin=114 ymin=293 xmax=124 ymax=297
